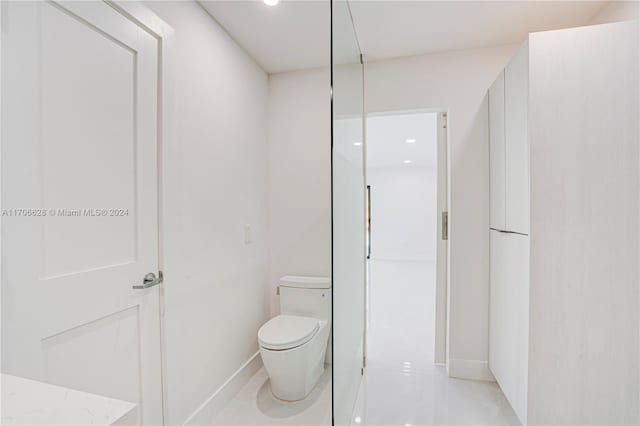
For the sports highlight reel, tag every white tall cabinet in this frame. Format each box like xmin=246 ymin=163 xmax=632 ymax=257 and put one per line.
xmin=488 ymin=21 xmax=639 ymax=425
xmin=488 ymin=40 xmax=530 ymax=423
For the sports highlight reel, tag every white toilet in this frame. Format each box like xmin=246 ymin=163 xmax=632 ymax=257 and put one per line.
xmin=258 ymin=275 xmax=331 ymax=401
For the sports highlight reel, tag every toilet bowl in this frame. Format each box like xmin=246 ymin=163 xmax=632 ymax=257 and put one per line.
xmin=257 ymin=276 xmax=331 ymax=401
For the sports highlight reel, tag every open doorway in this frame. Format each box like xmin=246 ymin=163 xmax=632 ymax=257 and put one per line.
xmin=365 ymin=110 xmax=448 ymax=364
xmin=357 ymin=110 xmax=449 ymax=422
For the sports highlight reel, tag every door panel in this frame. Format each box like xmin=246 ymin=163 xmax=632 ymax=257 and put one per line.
xmin=41 ymin=1 xmax=137 ymax=277
xmin=434 ymin=112 xmax=448 ymax=364
xmin=41 ymin=306 xmax=141 ymax=406
xmin=2 ymin=2 xmax=162 ymax=424
xmin=489 ymin=71 xmax=506 ymax=230
xmin=505 ymin=42 xmax=530 ymax=234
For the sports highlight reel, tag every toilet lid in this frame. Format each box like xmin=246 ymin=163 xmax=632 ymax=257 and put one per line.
xmin=258 ymin=315 xmax=320 ymax=350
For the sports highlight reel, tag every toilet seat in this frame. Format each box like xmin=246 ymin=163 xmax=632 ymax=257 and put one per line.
xmin=258 ymin=315 xmax=320 ymax=350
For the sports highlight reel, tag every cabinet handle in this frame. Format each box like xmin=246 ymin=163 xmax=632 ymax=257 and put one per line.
xmin=490 ymin=227 xmax=528 ymax=236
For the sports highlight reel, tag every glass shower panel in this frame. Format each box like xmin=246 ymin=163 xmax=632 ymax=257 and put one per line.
xmin=331 ymin=1 xmax=365 ymax=425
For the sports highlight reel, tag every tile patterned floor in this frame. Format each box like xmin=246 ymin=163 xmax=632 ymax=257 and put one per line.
xmin=350 ymin=260 xmax=520 ymax=426
xmin=213 ymin=260 xmax=520 ymax=426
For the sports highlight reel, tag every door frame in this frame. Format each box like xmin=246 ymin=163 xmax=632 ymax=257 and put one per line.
xmin=0 ymin=1 xmax=175 ymax=423
xmin=106 ymin=2 xmax=175 ymax=422
xmin=364 ymin=107 xmax=450 ymax=366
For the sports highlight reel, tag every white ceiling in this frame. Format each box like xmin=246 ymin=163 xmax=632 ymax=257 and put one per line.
xmin=199 ymin=1 xmax=330 ymax=73
xmin=200 ymin=0 xmax=610 ymax=74
xmin=350 ymin=1 xmax=607 ymax=62
xmin=366 ymin=112 xmax=437 ymax=169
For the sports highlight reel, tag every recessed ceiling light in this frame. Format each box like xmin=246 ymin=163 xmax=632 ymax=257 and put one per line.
xmin=264 ymin=0 xmax=279 ymax=6
xmin=354 ymin=417 xmax=362 ymax=424
xmin=405 ymin=138 xmax=416 ymax=144
xmin=353 ymin=142 xmax=362 ymax=146
xmin=404 ymin=160 xmax=412 ymax=164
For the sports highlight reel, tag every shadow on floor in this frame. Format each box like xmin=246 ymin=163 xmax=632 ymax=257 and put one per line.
xmin=256 ymin=367 xmax=331 ymax=418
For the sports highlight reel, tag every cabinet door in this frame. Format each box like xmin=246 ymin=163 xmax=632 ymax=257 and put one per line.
xmin=489 ymin=230 xmax=503 ymax=375
xmin=489 ymin=71 xmax=506 ymax=230
xmin=505 ymin=42 xmax=530 ymax=234
xmin=489 ymin=230 xmax=513 ymax=403
xmin=489 ymin=230 xmax=529 ymax=424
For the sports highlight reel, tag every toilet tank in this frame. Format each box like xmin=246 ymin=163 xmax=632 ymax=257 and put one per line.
xmin=279 ymin=276 xmax=331 ymax=321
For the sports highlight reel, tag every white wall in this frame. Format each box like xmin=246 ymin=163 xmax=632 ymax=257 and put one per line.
xmin=267 ymin=68 xmax=331 ymax=316
xmin=367 ymin=167 xmax=436 ymax=262
xmin=589 ymin=0 xmax=639 ymax=24
xmin=144 ymin=2 xmax=270 ymax=424
xmin=364 ymin=44 xmax=519 ymax=378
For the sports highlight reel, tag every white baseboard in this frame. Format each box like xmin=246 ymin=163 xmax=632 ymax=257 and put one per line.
xmin=183 ymin=351 xmax=262 ymax=426
xmin=369 ymin=257 xmax=434 ymax=263
xmin=447 ymin=358 xmax=495 ymax=382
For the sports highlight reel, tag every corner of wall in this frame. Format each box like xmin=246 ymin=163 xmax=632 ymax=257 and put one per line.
xmin=588 ymin=1 xmax=639 ymax=25
xmin=448 ymin=358 xmax=495 ymax=382
xmin=183 ymin=352 xmax=263 ymax=426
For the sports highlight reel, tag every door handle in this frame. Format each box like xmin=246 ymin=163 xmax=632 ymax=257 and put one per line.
xmin=442 ymin=211 xmax=448 ymax=240
xmin=133 ymin=271 xmax=163 ymax=290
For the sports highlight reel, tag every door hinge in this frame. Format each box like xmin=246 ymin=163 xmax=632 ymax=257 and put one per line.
xmin=276 ymin=286 xmax=280 ymax=296
xmin=442 ymin=212 xmax=449 ymax=240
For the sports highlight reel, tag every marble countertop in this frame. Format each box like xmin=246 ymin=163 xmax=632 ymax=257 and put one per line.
xmin=1 ymin=374 xmax=138 ymax=425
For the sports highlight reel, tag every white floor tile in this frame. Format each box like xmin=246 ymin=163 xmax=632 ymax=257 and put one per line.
xmin=214 ymin=260 xmax=518 ymax=426
xmin=213 ymin=365 xmax=331 ymax=426
xmin=351 ymin=260 xmax=520 ymax=426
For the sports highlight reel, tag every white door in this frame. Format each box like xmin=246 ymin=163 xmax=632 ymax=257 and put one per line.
xmin=2 ymin=1 xmax=163 ymax=424
xmin=434 ymin=111 xmax=448 ymax=364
